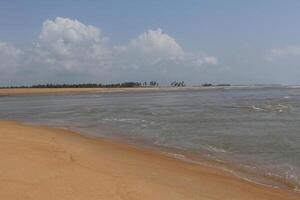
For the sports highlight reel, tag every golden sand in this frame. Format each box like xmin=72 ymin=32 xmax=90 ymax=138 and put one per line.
xmin=0 ymin=120 xmax=299 ymax=200
xmin=0 ymin=88 xmax=124 ymax=95
xmin=0 ymin=87 xmax=221 ymax=95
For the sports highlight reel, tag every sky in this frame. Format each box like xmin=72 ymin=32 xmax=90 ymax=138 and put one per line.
xmin=1 ymin=0 xmax=300 ymax=86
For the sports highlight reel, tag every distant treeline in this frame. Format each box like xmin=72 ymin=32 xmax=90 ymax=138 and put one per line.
xmin=0 ymin=81 xmax=159 ymax=89
xmin=32 ymin=83 xmax=143 ymax=88
xmin=0 ymin=81 xmax=231 ymax=89
xmin=170 ymin=81 xmax=231 ymax=87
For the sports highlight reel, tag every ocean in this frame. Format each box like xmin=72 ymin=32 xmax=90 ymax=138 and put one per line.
xmin=1 ymin=86 xmax=300 ymax=191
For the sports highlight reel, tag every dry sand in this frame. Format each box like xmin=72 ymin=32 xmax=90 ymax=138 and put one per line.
xmin=0 ymin=88 xmax=126 ymax=95
xmin=0 ymin=87 xmax=173 ymax=95
xmin=0 ymin=87 xmax=221 ymax=95
xmin=0 ymin=120 xmax=299 ymax=200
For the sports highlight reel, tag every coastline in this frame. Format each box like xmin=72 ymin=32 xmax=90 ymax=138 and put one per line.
xmin=0 ymin=87 xmax=198 ymax=95
xmin=0 ymin=86 xmax=263 ymax=95
xmin=0 ymin=120 xmax=299 ymax=199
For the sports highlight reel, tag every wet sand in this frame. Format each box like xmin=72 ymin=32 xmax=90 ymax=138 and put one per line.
xmin=0 ymin=120 xmax=299 ymax=200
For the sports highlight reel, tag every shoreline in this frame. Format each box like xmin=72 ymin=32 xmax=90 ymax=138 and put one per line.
xmin=0 ymin=120 xmax=299 ymax=199
xmin=0 ymin=87 xmax=206 ymax=95
xmin=31 ymin=120 xmax=299 ymax=192
xmin=52 ymin=122 xmax=300 ymax=192
xmin=0 ymin=85 xmax=289 ymax=95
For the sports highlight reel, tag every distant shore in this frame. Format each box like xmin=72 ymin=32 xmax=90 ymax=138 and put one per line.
xmin=0 ymin=87 xmax=214 ymax=95
xmin=0 ymin=120 xmax=299 ymax=200
xmin=0 ymin=85 xmax=289 ymax=95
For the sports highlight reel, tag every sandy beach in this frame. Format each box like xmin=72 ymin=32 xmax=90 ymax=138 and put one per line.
xmin=0 ymin=87 xmax=167 ymax=95
xmin=0 ymin=120 xmax=299 ymax=200
xmin=0 ymin=87 xmax=225 ymax=95
xmin=0 ymin=88 xmax=133 ymax=95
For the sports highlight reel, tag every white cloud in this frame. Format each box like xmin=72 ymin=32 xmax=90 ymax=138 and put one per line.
xmin=265 ymin=46 xmax=300 ymax=61
xmin=110 ymin=28 xmax=218 ymax=81
xmin=0 ymin=17 xmax=218 ymax=85
xmin=129 ymin=28 xmax=184 ymax=58
xmin=0 ymin=42 xmax=22 ymax=70
xmin=36 ymin=17 xmax=111 ymax=75
xmin=0 ymin=42 xmax=23 ymax=82
xmin=113 ymin=28 xmax=217 ymax=69
xmin=39 ymin=17 xmax=102 ymax=44
xmin=128 ymin=28 xmax=218 ymax=66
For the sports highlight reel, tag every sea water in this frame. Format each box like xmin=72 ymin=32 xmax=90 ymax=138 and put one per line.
xmin=0 ymin=86 xmax=300 ymax=190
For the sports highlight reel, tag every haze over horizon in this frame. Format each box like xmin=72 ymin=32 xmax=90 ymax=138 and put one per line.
xmin=1 ymin=0 xmax=300 ymax=86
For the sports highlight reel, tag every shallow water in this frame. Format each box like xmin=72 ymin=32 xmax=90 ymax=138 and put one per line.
xmin=1 ymin=87 xmax=300 ymax=190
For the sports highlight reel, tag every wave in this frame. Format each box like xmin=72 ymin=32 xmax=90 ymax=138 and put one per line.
xmin=250 ymin=103 xmax=294 ymax=113
xmin=103 ymin=117 xmax=141 ymax=123
xmin=205 ymin=145 xmax=227 ymax=153
xmin=251 ymin=105 xmax=265 ymax=111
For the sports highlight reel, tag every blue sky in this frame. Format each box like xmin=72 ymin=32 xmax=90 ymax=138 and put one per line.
xmin=1 ymin=0 xmax=300 ymax=85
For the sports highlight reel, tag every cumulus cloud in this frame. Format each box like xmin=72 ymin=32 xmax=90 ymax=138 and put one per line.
xmin=0 ymin=42 xmax=22 ymax=71
xmin=0 ymin=42 xmax=24 ymax=84
xmin=265 ymin=46 xmax=300 ymax=61
xmin=36 ymin=17 xmax=111 ymax=76
xmin=0 ymin=17 xmax=218 ymax=85
xmin=39 ymin=17 xmax=102 ymax=44
xmin=129 ymin=29 xmax=184 ymax=58
xmin=125 ymin=29 xmax=216 ymax=65
xmin=113 ymin=29 xmax=217 ymax=69
xmin=111 ymin=28 xmax=218 ymax=81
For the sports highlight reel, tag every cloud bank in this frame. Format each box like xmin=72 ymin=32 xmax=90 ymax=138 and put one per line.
xmin=0 ymin=17 xmax=218 ymax=85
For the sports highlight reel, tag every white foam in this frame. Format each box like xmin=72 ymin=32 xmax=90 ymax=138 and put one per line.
xmin=206 ymin=145 xmax=227 ymax=153
xmin=164 ymin=152 xmax=186 ymax=160
xmin=251 ymin=105 xmax=265 ymax=111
